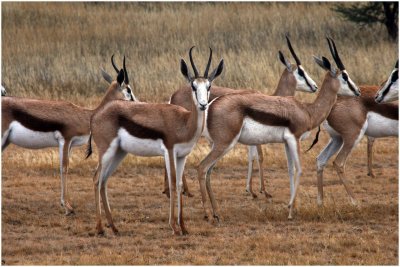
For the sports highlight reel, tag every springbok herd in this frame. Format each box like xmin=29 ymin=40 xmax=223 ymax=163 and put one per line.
xmin=1 ymin=36 xmax=398 ymax=236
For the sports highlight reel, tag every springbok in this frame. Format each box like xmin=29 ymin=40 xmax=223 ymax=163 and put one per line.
xmin=86 ymin=47 xmax=224 ymax=235
xmin=1 ymin=57 xmax=135 ymax=215
xmin=163 ymin=36 xmax=318 ymax=199
xmin=375 ymin=60 xmax=398 ymax=103
xmin=195 ymin=37 xmax=359 ymax=221
xmin=315 ymin=59 xmax=398 ymax=205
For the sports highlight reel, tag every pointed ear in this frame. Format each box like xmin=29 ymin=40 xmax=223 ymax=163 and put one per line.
xmin=278 ymin=51 xmax=292 ymax=71
xmin=180 ymin=59 xmax=191 ymax=82
xmin=322 ymin=56 xmax=337 ymax=76
xmin=314 ymin=55 xmax=328 ymax=70
xmin=117 ymin=69 xmax=124 ymax=85
xmin=209 ymin=59 xmax=224 ymax=81
xmin=101 ymin=68 xmax=113 ymax=84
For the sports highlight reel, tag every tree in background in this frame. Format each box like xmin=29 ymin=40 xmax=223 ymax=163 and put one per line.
xmin=333 ymin=2 xmax=398 ymax=41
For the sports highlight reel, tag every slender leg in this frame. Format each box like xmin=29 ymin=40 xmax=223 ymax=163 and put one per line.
xmin=198 ymin=143 xmax=231 ymax=221
xmin=162 ymin=167 xmax=170 ymax=198
xmin=256 ymin=145 xmax=271 ymax=197
xmin=61 ymin=139 xmax=74 ymax=215
xmin=165 ymin=149 xmax=179 ymax=235
xmin=284 ymin=143 xmax=295 ymax=198
xmin=315 ymin=136 xmax=343 ymax=205
xmin=1 ymin=129 xmax=11 ymax=151
xmin=176 ymin=155 xmax=188 ymax=235
xmin=367 ymin=137 xmax=376 ymax=178
xmin=100 ymin=148 xmax=127 ymax=235
xmin=246 ymin=145 xmax=257 ymax=198
xmin=182 ymin=173 xmax=194 ymax=197
xmin=93 ymin=161 xmax=104 ymax=235
xmin=285 ymin=135 xmax=301 ymax=220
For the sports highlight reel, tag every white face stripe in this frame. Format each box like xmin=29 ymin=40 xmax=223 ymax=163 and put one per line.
xmin=192 ymin=79 xmax=210 ymax=109
xmin=338 ymin=70 xmax=360 ymax=96
xmin=376 ymin=69 xmax=399 ymax=103
xmin=294 ymin=66 xmax=318 ymax=93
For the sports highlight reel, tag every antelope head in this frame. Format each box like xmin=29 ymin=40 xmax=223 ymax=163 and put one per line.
xmin=375 ymin=60 xmax=398 ymax=103
xmin=325 ymin=37 xmax=361 ymax=97
xmin=279 ymin=35 xmax=318 ymax=93
xmin=180 ymin=46 xmax=224 ymax=111
xmin=101 ymin=54 xmax=137 ymax=102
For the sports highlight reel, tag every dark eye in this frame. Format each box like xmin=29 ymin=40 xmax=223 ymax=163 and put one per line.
xmin=391 ymin=70 xmax=398 ymax=82
xmin=342 ymin=72 xmax=348 ymax=82
xmin=191 ymin=83 xmax=197 ymax=91
xmin=127 ymin=88 xmax=132 ymax=94
xmin=207 ymin=85 xmax=211 ymax=91
xmin=297 ymin=68 xmax=304 ymax=77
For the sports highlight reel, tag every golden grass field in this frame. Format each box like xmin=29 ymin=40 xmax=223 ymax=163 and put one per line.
xmin=1 ymin=2 xmax=399 ymax=265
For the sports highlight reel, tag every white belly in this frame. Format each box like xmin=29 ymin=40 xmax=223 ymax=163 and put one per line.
xmin=71 ymin=135 xmax=89 ymax=147
xmin=175 ymin=138 xmax=197 ymax=158
xmin=7 ymin=121 xmax=61 ymax=149
xmin=118 ymin=128 xmax=165 ymax=157
xmin=365 ymin=112 xmax=398 ymax=138
xmin=239 ymin=117 xmax=287 ymax=145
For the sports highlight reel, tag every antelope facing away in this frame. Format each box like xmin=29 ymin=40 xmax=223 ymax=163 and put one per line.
xmin=164 ymin=36 xmax=318 ymax=199
xmin=1 ymin=57 xmax=135 ymax=215
xmin=86 ymin=47 xmax=224 ymax=235
xmin=196 ymin=37 xmax=359 ymax=222
xmin=315 ymin=59 xmax=398 ymax=205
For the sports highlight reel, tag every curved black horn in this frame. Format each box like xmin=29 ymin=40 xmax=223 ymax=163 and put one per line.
xmin=204 ymin=47 xmax=213 ymax=78
xmin=326 ymin=37 xmax=336 ymax=62
xmin=395 ymin=59 xmax=399 ymax=69
xmin=111 ymin=54 xmax=119 ymax=73
xmin=286 ymin=34 xmax=301 ymax=65
xmin=123 ymin=56 xmax=129 ymax=84
xmin=329 ymin=37 xmax=345 ymax=70
xmin=189 ymin=46 xmax=199 ymax=78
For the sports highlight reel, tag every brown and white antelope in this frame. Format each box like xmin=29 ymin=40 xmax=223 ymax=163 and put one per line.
xmin=375 ymin=60 xmax=398 ymax=103
xmin=164 ymin=36 xmax=318 ymax=199
xmin=1 ymin=57 xmax=135 ymax=214
xmin=315 ymin=59 xmax=398 ymax=205
xmin=86 ymin=47 xmax=224 ymax=235
xmin=196 ymin=37 xmax=359 ymax=221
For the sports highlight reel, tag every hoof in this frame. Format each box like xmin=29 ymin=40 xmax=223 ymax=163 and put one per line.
xmin=213 ymin=214 xmax=221 ymax=223
xmin=264 ymin=191 xmax=273 ymax=198
xmin=97 ymin=229 xmax=105 ymax=236
xmin=181 ymin=229 xmax=189 ymax=236
xmin=65 ymin=210 xmax=75 ymax=216
xmin=162 ymin=190 xmax=171 ymax=199
xmin=183 ymin=191 xmax=194 ymax=198
xmin=367 ymin=172 xmax=376 ymax=178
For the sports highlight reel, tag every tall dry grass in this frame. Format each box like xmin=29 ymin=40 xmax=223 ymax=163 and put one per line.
xmin=2 ymin=2 xmax=398 ymax=107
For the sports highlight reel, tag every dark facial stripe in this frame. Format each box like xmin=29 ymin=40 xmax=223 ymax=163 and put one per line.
xmin=298 ymin=67 xmax=313 ymax=90
xmin=118 ymin=115 xmax=164 ymax=140
xmin=11 ymin=109 xmax=64 ymax=132
xmin=380 ymin=70 xmax=398 ymax=100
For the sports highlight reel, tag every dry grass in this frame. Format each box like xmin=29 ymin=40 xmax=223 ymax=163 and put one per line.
xmin=1 ymin=2 xmax=399 ymax=265
xmin=2 ymin=2 xmax=398 ymax=105
xmin=2 ymin=130 xmax=398 ymax=265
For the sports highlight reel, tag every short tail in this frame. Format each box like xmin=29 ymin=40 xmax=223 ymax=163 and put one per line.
xmin=85 ymin=132 xmax=93 ymax=159
xmin=305 ymin=126 xmax=321 ymax=153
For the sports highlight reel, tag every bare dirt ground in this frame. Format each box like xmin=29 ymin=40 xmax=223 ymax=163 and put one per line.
xmin=1 ymin=132 xmax=398 ymax=265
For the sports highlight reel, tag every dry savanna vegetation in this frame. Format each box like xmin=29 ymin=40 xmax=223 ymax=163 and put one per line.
xmin=1 ymin=2 xmax=398 ymax=265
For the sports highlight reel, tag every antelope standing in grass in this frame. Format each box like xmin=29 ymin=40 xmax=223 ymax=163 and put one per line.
xmin=196 ymin=37 xmax=359 ymax=221
xmin=315 ymin=59 xmax=398 ymax=205
xmin=86 ymin=47 xmax=224 ymax=235
xmin=164 ymin=36 xmax=318 ymax=199
xmin=1 ymin=57 xmax=135 ymax=214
